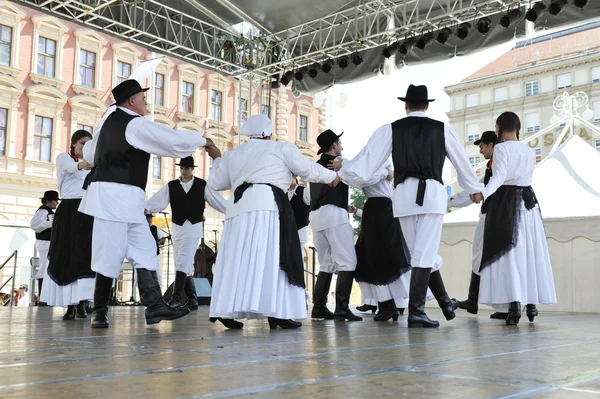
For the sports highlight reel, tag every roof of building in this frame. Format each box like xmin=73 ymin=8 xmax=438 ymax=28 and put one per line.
xmin=461 ymin=21 xmax=600 ymax=83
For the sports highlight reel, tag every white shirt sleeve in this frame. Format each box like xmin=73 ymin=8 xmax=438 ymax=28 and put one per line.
xmin=280 ymin=143 xmax=337 ymax=184
xmin=444 ymin=126 xmax=485 ymax=195
xmin=207 ymin=156 xmax=231 ymax=192
xmin=82 ymin=135 xmax=98 ymax=164
xmin=448 ymin=190 xmax=473 ymax=208
xmin=302 ymin=186 xmax=311 ymax=206
xmin=338 ymin=124 xmax=393 ymax=186
xmin=482 ymin=144 xmax=509 ymax=200
xmin=30 ymin=209 xmax=52 ymax=232
xmin=56 ymin=153 xmax=79 ymax=175
xmin=355 ymin=208 xmax=363 ymax=218
xmin=145 ymin=184 xmax=170 ymax=213
xmin=205 ymin=186 xmax=228 ymax=214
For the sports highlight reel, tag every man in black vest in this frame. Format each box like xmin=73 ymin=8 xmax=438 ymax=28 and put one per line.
xmin=335 ymin=85 xmax=484 ymax=328
xmin=145 ymin=155 xmax=227 ymax=310
xmin=79 ymin=79 xmax=221 ymax=328
xmin=310 ymin=130 xmax=362 ymax=322
xmin=30 ymin=190 xmax=59 ymax=298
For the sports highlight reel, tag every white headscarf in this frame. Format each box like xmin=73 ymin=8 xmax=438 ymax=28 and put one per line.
xmin=240 ymin=114 xmax=273 ymax=137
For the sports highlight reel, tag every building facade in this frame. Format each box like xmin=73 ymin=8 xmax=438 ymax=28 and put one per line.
xmin=445 ymin=23 xmax=600 ymax=192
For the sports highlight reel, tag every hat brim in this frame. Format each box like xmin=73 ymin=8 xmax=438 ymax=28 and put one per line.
xmin=176 ymin=163 xmax=197 ymax=167
xmin=317 ymin=132 xmax=344 ymax=154
xmin=111 ymin=87 xmax=150 ymax=106
xmin=397 ymin=97 xmax=435 ymax=102
xmin=473 ymin=139 xmax=494 ymax=146
xmin=40 ymin=197 xmax=61 ymax=201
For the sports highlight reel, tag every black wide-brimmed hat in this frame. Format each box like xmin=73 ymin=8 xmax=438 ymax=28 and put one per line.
xmin=41 ymin=190 xmax=60 ymax=201
xmin=398 ymin=84 xmax=435 ymax=102
xmin=474 ymin=131 xmax=497 ymax=145
xmin=111 ymin=79 xmax=149 ymax=106
xmin=317 ymin=129 xmax=343 ymax=154
xmin=176 ymin=156 xmax=197 ymax=168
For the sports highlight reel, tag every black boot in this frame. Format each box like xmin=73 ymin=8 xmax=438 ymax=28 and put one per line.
xmin=506 ymin=301 xmax=521 ymax=325
xmin=373 ymin=299 xmax=399 ymax=322
xmin=85 ymin=301 xmax=93 ymax=314
xmin=62 ymin=305 xmax=76 ymax=320
xmin=76 ymin=301 xmax=87 ymax=318
xmin=209 ymin=317 xmax=244 ymax=329
xmin=91 ymin=273 xmax=113 ymax=328
xmin=451 ymin=272 xmax=480 ymax=315
xmin=526 ymin=304 xmax=538 ymax=322
xmin=311 ymin=272 xmax=334 ymax=319
xmin=268 ymin=317 xmax=302 ymax=329
xmin=334 ymin=271 xmax=362 ymax=321
xmin=356 ymin=304 xmax=377 ymax=313
xmin=408 ymin=268 xmax=439 ymax=328
xmin=398 ymin=308 xmax=405 ymax=315
xmin=429 ymin=270 xmax=457 ymax=321
xmin=184 ymin=276 xmax=199 ymax=311
xmin=137 ymin=268 xmax=190 ymax=325
xmin=166 ymin=271 xmax=187 ymax=308
xmin=37 ymin=279 xmax=48 ymax=306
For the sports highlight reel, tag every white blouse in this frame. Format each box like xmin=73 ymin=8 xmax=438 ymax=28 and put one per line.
xmin=482 ymin=141 xmax=536 ymax=200
xmin=56 ymin=153 xmax=90 ymax=199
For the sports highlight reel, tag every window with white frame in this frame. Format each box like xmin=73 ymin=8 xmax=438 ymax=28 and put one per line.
xmin=76 ymin=123 xmax=93 ymax=133
xmin=494 ymin=87 xmax=508 ymax=102
xmin=0 ymin=108 xmax=6 ymax=156
xmin=153 ymin=156 xmax=161 ymax=179
xmin=238 ymin=97 xmax=249 ymax=123
xmin=116 ymin=61 xmax=131 ymax=84
xmin=556 ymin=73 xmax=572 ymax=90
xmin=33 ymin=115 xmax=53 ymax=162
xmin=593 ymin=67 xmax=600 ymax=83
xmin=181 ymin=81 xmax=194 ymax=113
xmin=466 ymin=93 xmax=479 ymax=108
xmin=37 ymin=37 xmax=56 ymax=78
xmin=299 ymin=115 xmax=308 ymax=142
xmin=210 ymin=89 xmax=223 ymax=121
xmin=466 ymin=123 xmax=480 ymax=143
xmin=525 ymin=81 xmax=539 ymax=96
xmin=79 ymin=49 xmax=96 ymax=88
xmin=0 ymin=25 xmax=12 ymax=66
xmin=525 ymin=112 xmax=541 ymax=133
xmin=534 ymin=148 xmax=542 ymax=164
xmin=593 ymin=101 xmax=600 ymax=122
xmin=154 ymin=73 xmax=164 ymax=107
xmin=469 ymin=156 xmax=481 ymax=170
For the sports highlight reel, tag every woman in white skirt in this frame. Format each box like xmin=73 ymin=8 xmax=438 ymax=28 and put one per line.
xmin=207 ymin=115 xmax=338 ymax=329
xmin=42 ymin=130 xmax=96 ymax=320
xmin=471 ymin=112 xmax=557 ymax=325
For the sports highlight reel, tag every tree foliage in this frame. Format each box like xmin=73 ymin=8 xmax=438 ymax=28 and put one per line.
xmin=350 ymin=187 xmax=366 ymax=236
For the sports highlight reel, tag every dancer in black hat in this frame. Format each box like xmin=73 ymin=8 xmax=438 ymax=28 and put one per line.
xmin=30 ymin=190 xmax=59 ymax=301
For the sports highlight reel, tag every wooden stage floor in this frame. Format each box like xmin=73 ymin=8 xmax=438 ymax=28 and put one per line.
xmin=1 ymin=306 xmax=599 ymax=398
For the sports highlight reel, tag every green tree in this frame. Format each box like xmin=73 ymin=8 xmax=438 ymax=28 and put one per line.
xmin=350 ymin=187 xmax=366 ymax=236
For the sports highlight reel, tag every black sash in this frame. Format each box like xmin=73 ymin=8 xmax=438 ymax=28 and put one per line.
xmin=233 ymin=182 xmax=305 ymax=289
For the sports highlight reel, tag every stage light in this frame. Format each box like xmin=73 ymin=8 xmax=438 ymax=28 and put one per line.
xmin=436 ymin=28 xmax=452 ymax=44
xmin=548 ymin=0 xmax=568 ymax=16
xmin=307 ymin=63 xmax=320 ymax=79
xmin=351 ymin=52 xmax=363 ymax=65
xmin=270 ymin=74 xmax=280 ymax=89
xmin=416 ymin=32 xmax=435 ymax=50
xmin=321 ymin=59 xmax=334 ymax=73
xmin=337 ymin=55 xmax=350 ymax=69
xmin=399 ymin=37 xmax=416 ymax=55
xmin=573 ymin=0 xmax=589 ymax=8
xmin=294 ymin=67 xmax=307 ymax=81
xmin=476 ymin=17 xmax=492 ymax=34
xmin=280 ymin=71 xmax=294 ymax=86
xmin=382 ymin=42 xmax=400 ymax=58
xmin=456 ymin=22 xmax=471 ymax=40
xmin=526 ymin=2 xmax=547 ymax=22
xmin=500 ymin=9 xmax=522 ymax=28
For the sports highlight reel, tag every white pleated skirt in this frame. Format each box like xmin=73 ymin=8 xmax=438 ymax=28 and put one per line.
xmin=479 ymin=206 xmax=557 ymax=307
xmin=359 ymin=270 xmax=435 ymax=308
xmin=40 ymin=271 xmax=94 ymax=307
xmin=209 ymin=210 xmax=307 ymax=320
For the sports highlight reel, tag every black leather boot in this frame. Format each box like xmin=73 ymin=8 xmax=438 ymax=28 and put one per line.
xmin=166 ymin=271 xmax=187 ymax=308
xmin=91 ymin=273 xmax=113 ymax=328
xmin=373 ymin=299 xmax=399 ymax=322
xmin=62 ymin=305 xmax=76 ymax=320
xmin=334 ymin=271 xmax=362 ymax=321
xmin=137 ymin=268 xmax=190 ymax=325
xmin=267 ymin=317 xmax=302 ymax=329
xmin=311 ymin=272 xmax=334 ymax=319
xmin=490 ymin=312 xmax=509 ymax=319
xmin=184 ymin=276 xmax=199 ymax=311
xmin=429 ymin=270 xmax=458 ymax=321
xmin=75 ymin=300 xmax=87 ymax=318
xmin=356 ymin=304 xmax=377 ymax=313
xmin=209 ymin=317 xmax=244 ymax=329
xmin=85 ymin=301 xmax=93 ymax=314
xmin=398 ymin=308 xmax=405 ymax=315
xmin=408 ymin=268 xmax=439 ymax=328
xmin=526 ymin=304 xmax=538 ymax=322
xmin=506 ymin=301 xmax=521 ymax=325
xmin=451 ymin=272 xmax=480 ymax=315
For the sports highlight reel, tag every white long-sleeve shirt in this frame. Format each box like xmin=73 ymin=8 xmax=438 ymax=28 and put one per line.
xmin=481 ymin=141 xmax=535 ymax=200
xmin=79 ymin=107 xmax=207 ymax=223
xmin=30 ymin=207 xmax=53 ymax=250
xmin=338 ymin=112 xmax=484 ymax=217
xmin=56 ymin=153 xmax=90 ymax=199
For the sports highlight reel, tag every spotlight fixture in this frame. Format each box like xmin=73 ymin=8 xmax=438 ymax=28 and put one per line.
xmin=500 ymin=9 xmax=522 ymax=28
xmin=526 ymin=2 xmax=547 ymax=22
xmin=351 ymin=51 xmax=363 ymax=65
xmin=270 ymin=74 xmax=280 ymax=89
xmin=548 ymin=0 xmax=568 ymax=16
xmin=399 ymin=37 xmax=416 ymax=55
xmin=456 ymin=22 xmax=472 ymax=40
xmin=337 ymin=55 xmax=350 ymax=69
xmin=280 ymin=71 xmax=294 ymax=86
xmin=382 ymin=42 xmax=400 ymax=58
xmin=476 ymin=17 xmax=492 ymax=34
xmin=321 ymin=59 xmax=334 ymax=73
xmin=436 ymin=27 xmax=452 ymax=44
xmin=573 ymin=0 xmax=589 ymax=8
xmin=307 ymin=62 xmax=320 ymax=79
xmin=294 ymin=67 xmax=307 ymax=81
xmin=416 ymin=32 xmax=435 ymax=50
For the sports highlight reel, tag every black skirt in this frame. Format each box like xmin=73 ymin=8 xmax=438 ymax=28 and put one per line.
xmin=47 ymin=198 xmax=95 ymax=285
xmin=355 ymin=197 xmax=411 ymax=285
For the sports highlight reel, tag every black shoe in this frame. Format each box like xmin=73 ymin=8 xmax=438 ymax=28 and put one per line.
xmin=76 ymin=301 xmax=87 ymax=319
xmin=398 ymin=308 xmax=405 ymax=315
xmin=451 ymin=272 xmax=480 ymax=315
xmin=85 ymin=301 xmax=93 ymax=314
xmin=373 ymin=300 xmax=399 ymax=322
xmin=166 ymin=271 xmax=187 ymax=308
xmin=526 ymin=304 xmax=538 ymax=322
xmin=62 ymin=305 xmax=76 ymax=320
xmin=356 ymin=304 xmax=377 ymax=313
xmin=312 ymin=272 xmax=334 ymax=319
xmin=428 ymin=270 xmax=457 ymax=321
xmin=209 ymin=317 xmax=244 ymax=329
xmin=334 ymin=271 xmax=362 ymax=321
xmin=91 ymin=273 xmax=114 ymax=328
xmin=311 ymin=306 xmax=335 ymax=319
xmin=490 ymin=312 xmax=509 ymax=319
xmin=267 ymin=317 xmax=302 ymax=329
xmin=184 ymin=276 xmax=199 ymax=311
xmin=506 ymin=302 xmax=521 ymax=325
xmin=408 ymin=268 xmax=439 ymax=328
xmin=168 ymin=293 xmax=184 ymax=309
xmin=91 ymin=306 xmax=109 ymax=328
xmin=334 ymin=308 xmax=363 ymax=321
xmin=137 ymin=268 xmax=190 ymax=325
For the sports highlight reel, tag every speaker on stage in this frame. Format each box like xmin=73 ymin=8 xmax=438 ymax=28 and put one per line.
xmin=163 ymin=277 xmax=212 ymax=306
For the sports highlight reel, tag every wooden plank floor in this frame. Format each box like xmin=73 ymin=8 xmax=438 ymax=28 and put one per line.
xmin=1 ymin=306 xmax=599 ymax=398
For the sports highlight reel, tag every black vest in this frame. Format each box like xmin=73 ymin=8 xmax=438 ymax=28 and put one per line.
xmin=310 ymin=154 xmax=349 ymax=212
xmin=391 ymin=117 xmax=446 ymax=206
xmin=290 ymin=186 xmax=310 ymax=230
xmin=88 ymin=109 xmax=150 ymax=190
xmin=168 ymin=177 xmax=206 ymax=226
xmin=150 ymin=225 xmax=160 ymax=255
xmin=35 ymin=205 xmax=54 ymax=241
xmin=483 ymin=159 xmax=493 ymax=186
